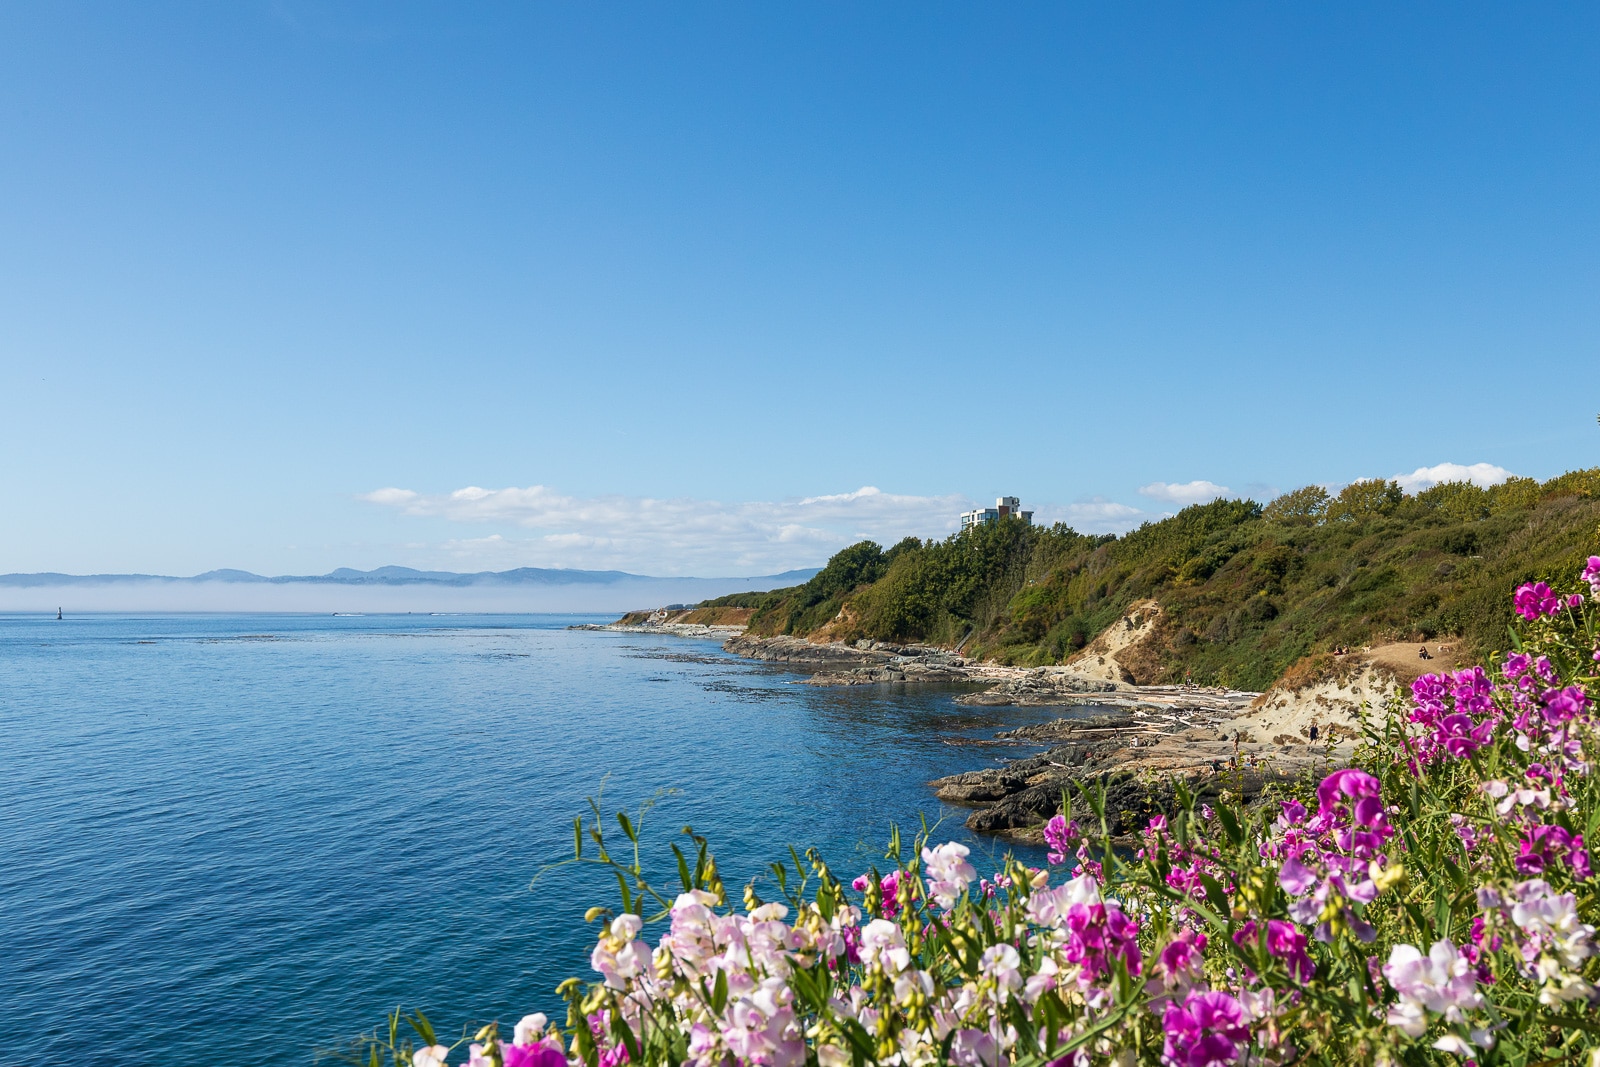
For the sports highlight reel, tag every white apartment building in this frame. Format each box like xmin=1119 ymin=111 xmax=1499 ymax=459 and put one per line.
xmin=960 ymin=496 xmax=1034 ymax=532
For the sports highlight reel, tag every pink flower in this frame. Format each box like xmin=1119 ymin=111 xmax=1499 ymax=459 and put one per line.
xmin=1062 ymin=901 xmax=1142 ymax=983
xmin=1514 ymin=582 xmax=1563 ymax=620
xmin=1160 ymin=989 xmax=1249 ymax=1067
xmin=1044 ymin=814 xmax=1077 ymax=866
xmin=504 ymin=1044 xmax=569 ymax=1067
xmin=1583 ymin=556 xmax=1600 ymax=595
xmin=852 ymin=869 xmax=903 ymax=917
xmin=1540 ymin=686 xmax=1589 ymax=726
xmin=1265 ymin=919 xmax=1315 ymax=982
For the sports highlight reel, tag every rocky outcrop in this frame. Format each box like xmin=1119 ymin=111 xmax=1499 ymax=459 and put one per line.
xmin=932 ymin=722 xmax=1300 ymax=840
xmin=575 ymin=622 xmax=746 ymax=639
xmin=804 ymin=643 xmax=979 ymax=686
xmin=956 ymin=668 xmax=1120 ymax=706
xmin=721 ymin=634 xmax=892 ymax=668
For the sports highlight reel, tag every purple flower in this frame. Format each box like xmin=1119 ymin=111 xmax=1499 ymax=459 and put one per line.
xmin=1317 ymin=767 xmax=1380 ymax=810
xmin=1265 ymin=919 xmax=1315 ymax=981
xmin=1516 ymin=825 xmax=1591 ymax=878
xmin=1540 ymin=685 xmax=1589 ymax=726
xmin=1278 ymin=853 xmax=1317 ymax=895
xmin=1514 ymin=581 xmax=1563 ymax=620
xmin=851 ymin=869 xmax=903 ymax=917
xmin=1161 ymin=989 xmax=1249 ymax=1067
xmin=1062 ymin=901 xmax=1142 ymax=982
xmin=1044 ymin=814 xmax=1077 ymax=866
xmin=1436 ymin=712 xmax=1494 ymax=758
xmin=504 ymin=1044 xmax=569 ymax=1067
xmin=1583 ymin=556 xmax=1600 ymax=595
xmin=1157 ymin=929 xmax=1208 ymax=982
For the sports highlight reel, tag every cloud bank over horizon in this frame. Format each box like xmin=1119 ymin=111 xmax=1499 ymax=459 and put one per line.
xmin=362 ymin=484 xmax=1172 ymax=574
xmin=361 ymin=462 xmax=1515 ymax=573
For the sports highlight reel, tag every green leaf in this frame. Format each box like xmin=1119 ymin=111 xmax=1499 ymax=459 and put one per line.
xmin=1200 ymin=873 xmax=1230 ymax=918
xmin=1215 ymin=802 xmax=1243 ymax=846
xmin=672 ymin=844 xmax=694 ymax=892
xmin=617 ymin=811 xmax=637 ymax=843
xmin=711 ymin=968 xmax=728 ymax=1014
xmin=408 ymin=1011 xmax=436 ymax=1048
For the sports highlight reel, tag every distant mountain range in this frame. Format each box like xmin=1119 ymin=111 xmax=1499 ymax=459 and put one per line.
xmin=0 ymin=565 xmax=821 ymax=588
xmin=0 ymin=565 xmax=821 ymax=613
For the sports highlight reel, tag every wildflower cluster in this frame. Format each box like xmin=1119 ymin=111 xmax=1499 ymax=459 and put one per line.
xmin=359 ymin=561 xmax=1600 ymax=1067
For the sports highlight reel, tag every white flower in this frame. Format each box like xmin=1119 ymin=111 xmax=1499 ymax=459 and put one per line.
xmin=1382 ymin=940 xmax=1483 ymax=1036
xmin=816 ymin=1043 xmax=850 ymax=1067
xmin=1511 ymin=879 xmax=1597 ymax=969
xmin=1496 ymin=786 xmax=1551 ymax=816
xmin=1023 ymin=956 xmax=1060 ymax=1004
xmin=980 ymin=944 xmax=1023 ymax=994
xmin=921 ymin=842 xmax=977 ymax=910
xmin=412 ymin=1046 xmax=450 ymax=1067
xmin=859 ymin=918 xmax=911 ymax=973
xmin=513 ymin=1014 xmax=548 ymax=1047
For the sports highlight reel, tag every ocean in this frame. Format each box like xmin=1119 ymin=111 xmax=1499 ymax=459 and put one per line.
xmin=0 ymin=613 xmax=1069 ymax=1066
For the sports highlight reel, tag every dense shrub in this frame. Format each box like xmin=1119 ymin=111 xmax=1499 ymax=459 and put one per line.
xmin=735 ymin=467 xmax=1600 ymax=685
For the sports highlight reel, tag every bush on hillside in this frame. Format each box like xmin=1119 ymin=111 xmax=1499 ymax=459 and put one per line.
xmin=730 ymin=467 xmax=1600 ymax=687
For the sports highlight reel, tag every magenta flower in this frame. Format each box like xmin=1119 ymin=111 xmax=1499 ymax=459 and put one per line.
xmin=1044 ymin=814 xmax=1077 ymax=866
xmin=1514 ymin=581 xmax=1563 ymax=620
xmin=1062 ymin=900 xmax=1142 ymax=982
xmin=1436 ymin=712 xmax=1494 ymax=758
xmin=1160 ymin=989 xmax=1249 ymax=1067
xmin=504 ymin=1044 xmax=569 ymax=1067
xmin=1540 ymin=685 xmax=1590 ymax=726
xmin=851 ymin=869 xmax=903 ymax=917
xmin=1158 ymin=929 xmax=1207 ymax=980
xmin=1583 ymin=556 xmax=1600 ymax=595
xmin=1266 ymin=919 xmax=1315 ymax=981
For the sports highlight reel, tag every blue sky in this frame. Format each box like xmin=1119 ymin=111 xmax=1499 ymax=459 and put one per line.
xmin=2 ymin=3 xmax=1596 ymax=576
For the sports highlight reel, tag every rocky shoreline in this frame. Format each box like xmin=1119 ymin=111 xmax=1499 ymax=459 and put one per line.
xmin=584 ymin=621 xmax=1372 ymax=843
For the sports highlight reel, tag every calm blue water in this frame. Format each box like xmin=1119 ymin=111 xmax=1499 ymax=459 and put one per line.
xmin=0 ymin=614 xmax=1072 ymax=1066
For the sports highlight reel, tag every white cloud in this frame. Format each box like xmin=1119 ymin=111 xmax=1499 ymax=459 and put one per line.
xmin=1137 ymin=480 xmax=1232 ymax=506
xmin=361 ymin=484 xmax=971 ymax=575
xmin=362 ymin=483 xmax=1176 ymax=573
xmin=1392 ymin=462 xmax=1515 ymax=494
xmin=1028 ymin=497 xmax=1151 ymax=535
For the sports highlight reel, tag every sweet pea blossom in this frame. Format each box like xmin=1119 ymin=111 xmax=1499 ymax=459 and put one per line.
xmin=1514 ymin=582 xmax=1564 ymax=621
xmin=413 ymin=1046 xmax=451 ymax=1067
xmin=1160 ymin=989 xmax=1250 ymax=1067
xmin=1582 ymin=555 xmax=1600 ymax=597
xmin=1382 ymin=940 xmax=1484 ymax=1037
xmin=921 ymin=841 xmax=977 ymax=910
xmin=1044 ymin=814 xmax=1078 ymax=866
xmin=979 ymin=944 xmax=1023 ymax=997
xmin=503 ymin=1044 xmax=569 ymax=1067
xmin=1265 ymin=920 xmax=1315 ymax=982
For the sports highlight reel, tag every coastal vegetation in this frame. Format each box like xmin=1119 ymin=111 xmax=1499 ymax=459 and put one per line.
xmin=704 ymin=468 xmax=1600 ymax=691
xmin=359 ymin=561 xmax=1600 ymax=1067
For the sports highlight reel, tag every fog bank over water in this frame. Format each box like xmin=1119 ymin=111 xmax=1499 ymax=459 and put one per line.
xmin=0 ymin=569 xmax=819 ymax=614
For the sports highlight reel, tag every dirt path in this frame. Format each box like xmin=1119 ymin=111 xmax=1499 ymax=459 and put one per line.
xmin=1363 ymin=639 xmax=1470 ymax=683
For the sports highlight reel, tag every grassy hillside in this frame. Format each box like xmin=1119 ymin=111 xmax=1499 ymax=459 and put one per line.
xmin=707 ymin=468 xmax=1600 ymax=691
